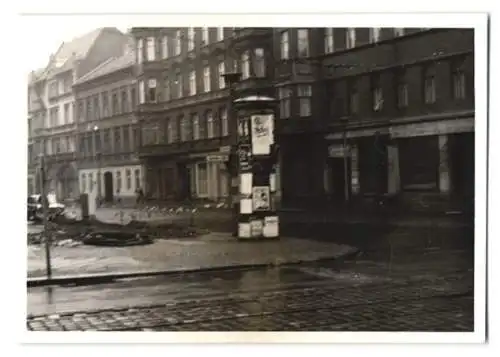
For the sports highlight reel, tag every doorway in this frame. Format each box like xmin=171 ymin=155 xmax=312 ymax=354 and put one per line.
xmin=328 ymin=157 xmax=351 ymax=201
xmin=104 ymin=171 xmax=114 ymax=202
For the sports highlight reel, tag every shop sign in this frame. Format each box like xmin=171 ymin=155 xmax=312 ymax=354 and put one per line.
xmin=328 ymin=145 xmax=350 ymax=158
xmin=206 ymin=155 xmax=228 ymax=163
xmin=390 ymin=118 xmax=474 ymax=138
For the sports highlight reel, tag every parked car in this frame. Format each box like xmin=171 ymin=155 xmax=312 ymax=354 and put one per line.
xmin=27 ymin=193 xmax=65 ymax=222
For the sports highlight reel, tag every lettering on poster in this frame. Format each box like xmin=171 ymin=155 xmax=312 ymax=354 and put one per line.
xmin=238 ymin=144 xmax=252 ymax=171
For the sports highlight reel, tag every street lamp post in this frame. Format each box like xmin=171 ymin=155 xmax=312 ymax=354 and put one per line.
xmin=340 ymin=117 xmax=350 ymax=202
xmin=221 ymin=72 xmax=242 ymax=216
xmin=37 ymin=154 xmax=52 ymax=279
xmin=93 ymin=125 xmax=102 ymax=206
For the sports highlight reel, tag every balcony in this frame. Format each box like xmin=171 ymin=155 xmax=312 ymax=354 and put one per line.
xmin=275 ymin=59 xmax=318 ymax=84
xmin=233 ymin=77 xmax=274 ymax=95
xmin=232 ymin=28 xmax=271 ymax=42
xmin=44 ymin=152 xmax=77 ymax=165
xmin=139 ymin=137 xmax=231 ymax=158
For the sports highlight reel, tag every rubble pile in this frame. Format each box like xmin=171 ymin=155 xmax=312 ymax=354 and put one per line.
xmin=27 ymin=215 xmax=208 ymax=247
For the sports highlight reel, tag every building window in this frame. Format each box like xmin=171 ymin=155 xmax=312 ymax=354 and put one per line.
xmin=346 ymin=28 xmax=356 ymax=49
xmin=122 ymin=126 xmax=130 ymax=151
xmin=78 ymin=101 xmax=85 ymax=121
xmin=221 ymin=108 xmax=228 ymax=136
xmin=64 ymin=103 xmax=70 ymax=124
xmin=278 ymin=87 xmax=291 ymax=118
xmin=424 ymin=66 xmax=436 ymax=104
xmin=86 ymin=100 xmax=92 ymax=122
xmin=111 ymin=92 xmax=119 ymax=115
xmin=174 ymin=30 xmax=181 ymax=55
xmin=254 ymin=48 xmax=265 ymax=77
xmin=130 ymin=87 xmax=137 ymax=109
xmin=188 ymin=27 xmax=195 ymax=51
xmin=206 ymin=111 xmax=214 ymax=138
xmin=88 ymin=173 xmax=93 ymax=193
xmin=203 ymin=66 xmax=211 ymax=92
xmin=161 ymin=36 xmax=169 ymax=59
xmin=297 ymin=29 xmax=310 ymax=57
xmin=192 ymin=114 xmax=200 ymax=140
xmin=199 ymin=113 xmax=206 ymax=139
xmin=103 ymin=129 xmax=111 ymax=153
xmin=298 ymin=85 xmax=312 ymax=117
xmin=280 ymin=31 xmax=289 ymax=59
xmin=371 ymin=76 xmax=383 ymax=112
xmin=180 ymin=116 xmax=189 ymax=141
xmin=146 ymin=37 xmax=156 ymax=61
xmin=218 ymin=61 xmax=225 ymax=89
xmin=81 ymin=174 xmax=86 ymax=193
xmin=166 ymin=118 xmax=173 ymax=143
xmin=369 ymin=28 xmax=381 ymax=43
xmin=176 ymin=73 xmax=183 ymax=98
xmin=348 ymin=81 xmax=359 ymax=114
xmin=116 ymin=171 xmax=122 ymax=193
xmin=324 ymin=28 xmax=334 ymax=53
xmin=217 ymin=27 xmax=224 ymax=41
xmin=139 ymin=80 xmax=145 ymax=104
xmin=394 ymin=28 xmax=405 ymax=37
xmin=148 ymin=79 xmax=157 ymax=102
xmin=114 ymin=127 xmax=122 ymax=152
xmin=102 ymin=93 xmax=109 ymax=117
xmin=121 ymin=89 xmax=128 ymax=113
xmin=452 ymin=59 xmax=466 ymax=100
xmin=163 ymin=77 xmax=171 ymax=101
xmin=48 ymin=80 xmax=59 ymax=98
xmin=126 ymin=169 xmax=132 ymax=190
xmin=241 ymin=51 xmax=250 ymax=79
xmin=134 ymin=169 xmax=141 ymax=190
xmin=137 ymin=39 xmax=144 ymax=64
xmin=196 ymin=162 xmax=208 ymax=197
xmin=202 ymin=27 xmax=209 ymax=45
xmin=396 ymin=70 xmax=409 ymax=108
xmin=189 ymin=70 xmax=197 ymax=96
xmin=93 ymin=96 xmax=100 ymax=119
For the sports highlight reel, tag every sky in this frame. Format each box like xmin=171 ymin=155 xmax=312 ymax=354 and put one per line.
xmin=21 ymin=15 xmax=129 ymax=72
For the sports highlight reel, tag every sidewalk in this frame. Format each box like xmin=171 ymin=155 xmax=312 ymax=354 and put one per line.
xmin=27 ymin=233 xmax=357 ymax=279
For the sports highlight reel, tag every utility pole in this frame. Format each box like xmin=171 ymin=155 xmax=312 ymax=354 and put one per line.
xmin=222 ymin=72 xmax=242 ymax=208
xmin=38 ymin=155 xmax=52 ymax=279
xmin=340 ymin=118 xmax=349 ymax=202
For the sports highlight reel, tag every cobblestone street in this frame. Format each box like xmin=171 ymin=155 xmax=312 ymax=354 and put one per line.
xmin=27 ymin=249 xmax=474 ymax=332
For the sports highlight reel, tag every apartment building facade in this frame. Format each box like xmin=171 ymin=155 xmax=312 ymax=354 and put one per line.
xmin=27 ymin=27 xmax=131 ymax=200
xmin=73 ymin=50 xmax=143 ymax=203
xmin=274 ymin=28 xmax=474 ymax=213
xmin=131 ymin=27 xmax=275 ymax=202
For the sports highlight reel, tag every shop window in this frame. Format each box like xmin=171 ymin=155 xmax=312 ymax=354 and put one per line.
xmin=399 ymin=136 xmax=439 ymax=191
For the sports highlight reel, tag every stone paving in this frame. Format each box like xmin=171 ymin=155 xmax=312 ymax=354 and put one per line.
xmin=27 ymin=271 xmax=473 ymax=332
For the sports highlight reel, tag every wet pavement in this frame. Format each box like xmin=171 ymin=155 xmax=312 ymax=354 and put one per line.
xmin=27 ymin=232 xmax=357 ymax=279
xmin=27 ymin=248 xmax=473 ymax=331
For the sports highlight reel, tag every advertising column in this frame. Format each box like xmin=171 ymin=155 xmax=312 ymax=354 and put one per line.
xmin=233 ymin=96 xmax=279 ymax=240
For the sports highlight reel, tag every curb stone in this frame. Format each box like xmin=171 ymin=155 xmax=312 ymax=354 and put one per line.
xmin=27 ymin=247 xmax=359 ymax=288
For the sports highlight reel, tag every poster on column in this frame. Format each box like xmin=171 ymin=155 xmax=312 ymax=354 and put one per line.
xmin=238 ymin=117 xmax=251 ymax=143
xmin=252 ymin=186 xmax=271 ymax=211
xmin=238 ymin=144 xmax=252 ymax=172
xmin=251 ymin=114 xmax=274 ymax=155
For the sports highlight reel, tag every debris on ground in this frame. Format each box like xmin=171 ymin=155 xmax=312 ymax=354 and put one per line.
xmin=27 ymin=215 xmax=209 ymax=247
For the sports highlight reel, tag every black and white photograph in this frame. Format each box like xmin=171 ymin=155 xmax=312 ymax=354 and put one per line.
xmin=10 ymin=4 xmax=492 ymax=349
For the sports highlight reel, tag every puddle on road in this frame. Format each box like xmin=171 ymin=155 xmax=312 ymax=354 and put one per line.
xmin=296 ymin=266 xmax=390 ymax=284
